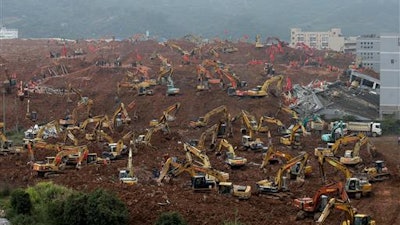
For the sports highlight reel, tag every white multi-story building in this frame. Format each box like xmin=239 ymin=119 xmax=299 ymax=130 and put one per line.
xmin=290 ymin=28 xmax=344 ymax=51
xmin=356 ymin=34 xmax=380 ymax=72
xmin=379 ymin=33 xmax=400 ymax=119
xmin=0 ymin=27 xmax=18 ymax=39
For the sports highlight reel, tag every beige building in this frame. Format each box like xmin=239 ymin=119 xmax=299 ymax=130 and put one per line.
xmin=290 ymin=28 xmax=344 ymax=51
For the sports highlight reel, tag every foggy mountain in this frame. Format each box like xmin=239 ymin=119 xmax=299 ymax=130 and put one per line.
xmin=2 ymin=0 xmax=399 ymax=41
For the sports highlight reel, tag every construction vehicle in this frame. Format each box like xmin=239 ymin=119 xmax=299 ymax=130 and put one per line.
xmin=214 ymin=67 xmax=247 ymax=96
xmin=157 ymin=156 xmax=251 ymax=199
xmin=184 ymin=142 xmax=212 ymax=168
xmin=314 ymin=133 xmax=365 ymax=158
xmin=190 ymin=123 xmax=220 ymax=151
xmin=135 ymin=126 xmax=164 ymax=148
xmin=150 ymin=102 xmax=181 ymax=128
xmin=165 ymin=75 xmax=180 ymax=96
xmin=260 ymin=145 xmax=293 ymax=168
xmin=259 ymin=116 xmax=286 ymax=134
xmin=317 ymin=153 xmax=372 ymax=199
xmin=32 ymin=145 xmax=89 ymax=177
xmin=280 ymin=123 xmax=302 ymax=149
xmin=117 ymin=81 xmax=154 ymax=96
xmin=339 ymin=135 xmax=377 ymax=166
xmin=288 ymin=152 xmax=312 ymax=180
xmin=215 ymin=139 xmax=247 ymax=168
xmin=119 ymin=146 xmax=138 ymax=185
xmin=0 ymin=125 xmax=21 ymax=155
xmin=240 ymin=110 xmax=267 ymax=151
xmin=112 ymin=102 xmax=131 ymax=129
xmin=242 ymin=75 xmax=284 ymax=97
xmin=363 ymin=160 xmax=390 ymax=182
xmin=103 ymin=131 xmax=133 ymax=160
xmin=322 ymin=120 xmax=346 ymax=143
xmin=346 ymin=121 xmax=382 ymax=137
xmin=33 ymin=120 xmax=63 ymax=141
xmin=189 ymin=105 xmax=229 ymax=128
xmin=294 ymin=182 xmax=350 ymax=220
xmin=316 ymin=198 xmax=376 ymax=225
xmin=255 ymin=34 xmax=264 ymax=48
xmin=275 ymin=105 xmax=299 ymax=122
xmin=256 ymin=152 xmax=309 ymax=197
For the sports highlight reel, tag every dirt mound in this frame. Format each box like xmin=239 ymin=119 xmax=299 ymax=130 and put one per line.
xmin=0 ymin=38 xmax=398 ymax=225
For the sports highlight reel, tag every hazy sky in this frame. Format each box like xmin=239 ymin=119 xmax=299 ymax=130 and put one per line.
xmin=1 ymin=0 xmax=399 ymax=40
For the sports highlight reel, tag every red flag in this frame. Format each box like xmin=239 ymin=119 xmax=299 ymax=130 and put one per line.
xmin=285 ymin=77 xmax=292 ymax=92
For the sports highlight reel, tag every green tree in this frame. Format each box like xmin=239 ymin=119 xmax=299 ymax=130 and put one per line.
xmin=155 ymin=211 xmax=187 ymax=225
xmin=10 ymin=189 xmax=32 ymax=215
xmin=58 ymin=192 xmax=89 ymax=225
xmin=86 ymin=189 xmax=129 ymax=225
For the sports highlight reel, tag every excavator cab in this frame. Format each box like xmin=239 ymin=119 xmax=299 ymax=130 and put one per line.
xmin=191 ymin=174 xmax=216 ymax=191
xmin=353 ymin=215 xmax=375 ymax=225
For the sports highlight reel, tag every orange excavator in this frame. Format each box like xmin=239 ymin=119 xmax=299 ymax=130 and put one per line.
xmin=293 ymin=181 xmax=350 ymax=220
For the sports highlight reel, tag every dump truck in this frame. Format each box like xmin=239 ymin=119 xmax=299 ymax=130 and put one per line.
xmin=346 ymin=121 xmax=382 ymax=137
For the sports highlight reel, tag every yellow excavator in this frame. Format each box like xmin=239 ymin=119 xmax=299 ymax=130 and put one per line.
xmin=103 ymin=131 xmax=134 ymax=160
xmin=317 ymin=152 xmax=372 ymax=199
xmin=280 ymin=123 xmax=302 ymax=149
xmin=157 ymin=156 xmax=251 ymax=199
xmin=112 ymin=102 xmax=131 ymax=129
xmin=0 ymin=123 xmax=21 ymax=155
xmin=215 ymin=139 xmax=247 ymax=168
xmin=189 ymin=105 xmax=229 ymax=128
xmin=256 ymin=152 xmax=309 ymax=197
xmin=240 ymin=110 xmax=267 ymax=151
xmin=32 ymin=145 xmax=89 ymax=177
xmin=316 ymin=198 xmax=376 ymax=225
xmin=190 ymin=123 xmax=220 ymax=151
xmin=183 ymin=142 xmax=212 ymax=168
xmin=258 ymin=116 xmax=286 ymax=134
xmin=260 ymin=145 xmax=293 ymax=168
xmin=340 ymin=135 xmax=377 ymax=166
xmin=149 ymin=102 xmax=181 ymax=127
xmin=242 ymin=75 xmax=284 ymax=97
xmin=119 ymin=146 xmax=138 ymax=185
xmin=117 ymin=81 xmax=154 ymax=96
xmin=135 ymin=125 xmax=165 ymax=148
xmin=314 ymin=133 xmax=364 ymax=158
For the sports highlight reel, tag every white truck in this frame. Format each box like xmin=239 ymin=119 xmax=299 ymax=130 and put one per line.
xmin=346 ymin=121 xmax=382 ymax=137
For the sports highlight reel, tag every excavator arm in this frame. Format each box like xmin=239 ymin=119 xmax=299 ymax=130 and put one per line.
xmin=189 ymin=105 xmax=228 ymax=128
xmin=183 ymin=142 xmax=211 ymax=168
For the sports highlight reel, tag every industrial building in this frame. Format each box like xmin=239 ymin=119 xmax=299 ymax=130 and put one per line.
xmin=356 ymin=34 xmax=380 ymax=73
xmin=379 ymin=33 xmax=400 ymax=119
xmin=290 ymin=28 xmax=345 ymax=51
xmin=0 ymin=27 xmax=18 ymax=39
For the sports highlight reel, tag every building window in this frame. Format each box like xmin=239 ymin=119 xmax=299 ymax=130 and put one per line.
xmin=391 ymin=59 xmax=395 ymax=64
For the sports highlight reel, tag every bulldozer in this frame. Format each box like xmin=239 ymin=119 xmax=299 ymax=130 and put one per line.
xmin=363 ymin=160 xmax=390 ymax=182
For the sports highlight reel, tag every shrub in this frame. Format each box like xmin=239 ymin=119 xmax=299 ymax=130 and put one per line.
xmin=10 ymin=189 xmax=32 ymax=215
xmin=155 ymin=211 xmax=187 ymax=225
